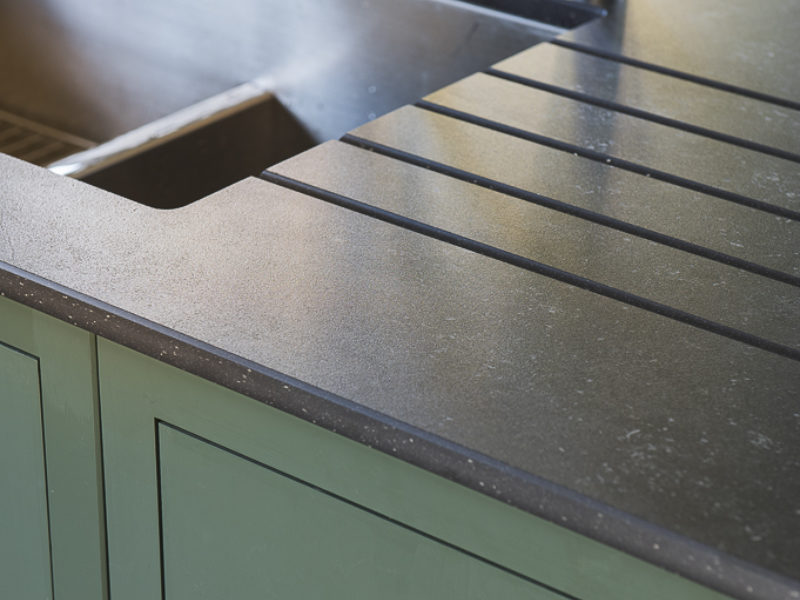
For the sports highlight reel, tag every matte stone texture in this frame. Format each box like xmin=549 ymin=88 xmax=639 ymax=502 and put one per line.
xmin=424 ymin=73 xmax=800 ymax=212
xmin=560 ymin=0 xmax=800 ymax=102
xmin=1 ymin=157 xmax=799 ymax=586
xmin=272 ymin=141 xmax=800 ymax=350
xmin=494 ymin=42 xmax=800 ymax=156
xmin=350 ymin=106 xmax=800 ymax=278
xmin=2 ymin=1 xmax=800 ymax=597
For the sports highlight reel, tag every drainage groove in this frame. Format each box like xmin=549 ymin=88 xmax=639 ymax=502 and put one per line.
xmin=259 ymin=169 xmax=800 ymax=363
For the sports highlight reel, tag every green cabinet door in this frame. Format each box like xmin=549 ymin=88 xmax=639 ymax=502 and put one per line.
xmin=0 ymin=295 xmax=106 ymax=600
xmin=158 ymin=423 xmax=559 ymax=599
xmin=0 ymin=342 xmax=52 ymax=600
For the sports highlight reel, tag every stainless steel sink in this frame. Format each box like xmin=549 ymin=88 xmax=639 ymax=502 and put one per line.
xmin=0 ymin=0 xmax=602 ymax=207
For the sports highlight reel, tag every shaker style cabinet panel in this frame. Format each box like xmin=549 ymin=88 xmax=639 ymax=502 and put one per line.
xmin=0 ymin=342 xmax=52 ymax=600
xmin=158 ymin=424 xmax=559 ymax=599
xmin=0 ymin=296 xmax=106 ymax=600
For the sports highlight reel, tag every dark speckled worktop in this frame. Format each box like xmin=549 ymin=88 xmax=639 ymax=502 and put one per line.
xmin=1 ymin=2 xmax=799 ymax=599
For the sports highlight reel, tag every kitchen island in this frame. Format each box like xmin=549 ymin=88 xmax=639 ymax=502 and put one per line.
xmin=1 ymin=1 xmax=799 ymax=599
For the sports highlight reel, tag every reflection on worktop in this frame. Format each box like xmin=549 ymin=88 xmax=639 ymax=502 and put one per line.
xmin=560 ymin=0 xmax=800 ymax=102
xmin=2 ymin=1 xmax=799 ymax=599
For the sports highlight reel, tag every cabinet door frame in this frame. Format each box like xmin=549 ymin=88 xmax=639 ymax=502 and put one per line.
xmin=98 ymin=336 xmax=728 ymax=600
xmin=1 ymin=339 xmax=52 ymax=600
xmin=0 ymin=295 xmax=107 ymax=600
xmin=155 ymin=420 xmax=570 ymax=599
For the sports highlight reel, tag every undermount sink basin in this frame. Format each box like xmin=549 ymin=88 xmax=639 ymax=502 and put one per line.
xmin=0 ymin=0 xmax=603 ymax=208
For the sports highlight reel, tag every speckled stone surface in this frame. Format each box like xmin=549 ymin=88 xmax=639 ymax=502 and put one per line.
xmin=493 ymin=42 xmax=800 ymax=156
xmin=424 ymin=73 xmax=800 ymax=212
xmin=2 ymin=1 xmax=800 ymax=599
xmin=271 ymin=141 xmax=800 ymax=350
xmin=349 ymin=106 xmax=800 ymax=278
xmin=560 ymin=0 xmax=800 ymax=102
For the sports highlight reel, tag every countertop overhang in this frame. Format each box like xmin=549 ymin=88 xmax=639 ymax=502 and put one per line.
xmin=2 ymin=1 xmax=799 ymax=599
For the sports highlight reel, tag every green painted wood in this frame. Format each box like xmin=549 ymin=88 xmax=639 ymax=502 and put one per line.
xmin=0 ymin=295 xmax=106 ymax=600
xmin=0 ymin=342 xmax=53 ymax=600
xmin=159 ymin=424 xmax=560 ymax=599
xmin=99 ymin=336 xmax=731 ymax=600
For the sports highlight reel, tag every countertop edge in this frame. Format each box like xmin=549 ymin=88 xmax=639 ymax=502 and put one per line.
xmin=2 ymin=261 xmax=797 ymax=600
